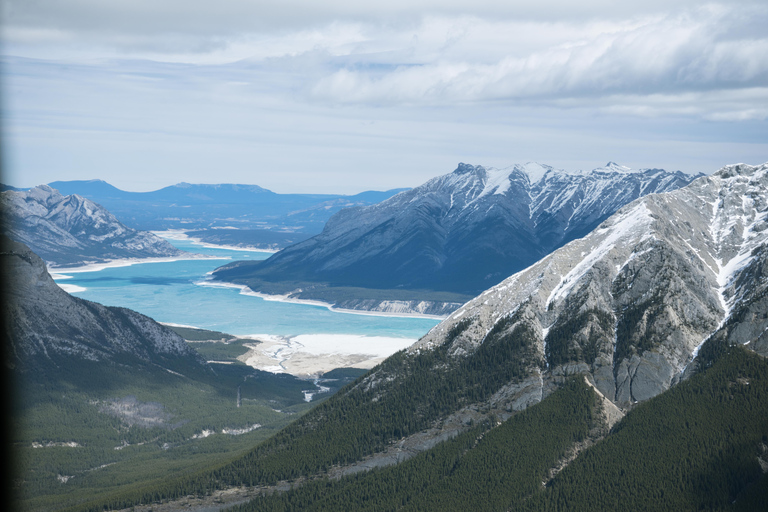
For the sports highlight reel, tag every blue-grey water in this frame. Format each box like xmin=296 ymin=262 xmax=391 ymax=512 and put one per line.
xmin=53 ymin=239 xmax=440 ymax=339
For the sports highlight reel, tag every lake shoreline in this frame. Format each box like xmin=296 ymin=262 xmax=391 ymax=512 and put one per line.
xmin=196 ymin=279 xmax=448 ymax=320
xmin=153 ymin=229 xmax=279 ymax=253
xmin=49 ymin=253 xmax=223 ymax=275
xmin=50 ymin=239 xmax=439 ymax=376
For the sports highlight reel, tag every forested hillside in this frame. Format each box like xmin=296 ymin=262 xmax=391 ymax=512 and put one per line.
xmin=221 ymin=347 xmax=768 ymax=511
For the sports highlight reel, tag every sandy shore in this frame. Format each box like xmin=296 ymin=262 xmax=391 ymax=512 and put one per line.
xmin=152 ymin=229 xmax=278 ymax=253
xmin=55 ymin=282 xmax=87 ymax=293
xmin=48 ymin=254 xmax=224 ymax=275
xmin=237 ymin=333 xmax=416 ymax=377
xmin=196 ymin=279 xmax=447 ymax=320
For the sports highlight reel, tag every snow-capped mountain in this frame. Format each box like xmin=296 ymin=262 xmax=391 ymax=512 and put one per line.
xmin=214 ymin=162 xmax=701 ymax=310
xmin=1 ymin=185 xmax=185 ymax=267
xmin=2 ymin=237 xmax=208 ymax=374
xmin=415 ymin=162 xmax=768 ymax=408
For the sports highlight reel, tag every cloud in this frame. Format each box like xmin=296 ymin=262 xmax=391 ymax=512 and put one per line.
xmin=3 ymin=1 xmax=764 ymax=56
xmin=2 ymin=1 xmax=728 ymax=36
xmin=307 ymin=7 xmax=768 ymax=111
xmin=2 ymin=1 xmax=766 ymax=191
xmin=5 ymin=2 xmax=765 ymax=115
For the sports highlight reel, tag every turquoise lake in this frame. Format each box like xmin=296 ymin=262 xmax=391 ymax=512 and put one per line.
xmin=53 ymin=239 xmax=440 ymax=339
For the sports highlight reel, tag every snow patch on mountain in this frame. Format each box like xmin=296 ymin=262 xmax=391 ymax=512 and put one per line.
xmin=546 ymin=202 xmax=655 ymax=308
xmin=415 ymin=162 xmax=768 ymax=409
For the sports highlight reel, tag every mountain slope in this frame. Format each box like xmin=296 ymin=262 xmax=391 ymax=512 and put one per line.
xmin=212 ymin=347 xmax=768 ymax=512
xmin=417 ymin=162 xmax=768 ymax=407
xmin=222 ymin=162 xmax=768 ymax=473
xmin=2 ymin=236 xmax=206 ymax=375
xmin=213 ymin=162 xmax=701 ymax=309
xmin=1 ymin=185 xmax=186 ymax=267
xmin=4 ymin=238 xmax=326 ymax=512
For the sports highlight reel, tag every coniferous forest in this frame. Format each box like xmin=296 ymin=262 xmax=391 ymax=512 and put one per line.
xmin=67 ymin=342 xmax=768 ymax=512
xmin=223 ymin=346 xmax=768 ymax=512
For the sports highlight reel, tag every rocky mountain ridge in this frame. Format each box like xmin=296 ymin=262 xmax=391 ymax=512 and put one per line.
xmin=415 ymin=162 xmax=768 ymax=408
xmin=230 ymin=161 xmax=765 ymax=486
xmin=213 ymin=162 xmax=702 ymax=312
xmin=1 ymin=185 xmax=186 ymax=267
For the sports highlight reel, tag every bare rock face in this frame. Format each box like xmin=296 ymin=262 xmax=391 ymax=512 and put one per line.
xmin=2 ymin=237 xmax=207 ymax=374
xmin=1 ymin=185 xmax=185 ymax=267
xmin=415 ymin=162 xmax=768 ymax=410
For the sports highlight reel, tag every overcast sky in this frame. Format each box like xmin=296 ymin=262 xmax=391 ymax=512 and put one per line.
xmin=2 ymin=1 xmax=767 ymax=193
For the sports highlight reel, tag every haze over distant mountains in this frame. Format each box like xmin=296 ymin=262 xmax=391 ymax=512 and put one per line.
xmin=47 ymin=179 xmax=407 ymax=235
xmin=213 ymin=162 xmax=703 ymax=311
xmin=1 ymin=185 xmax=185 ymax=268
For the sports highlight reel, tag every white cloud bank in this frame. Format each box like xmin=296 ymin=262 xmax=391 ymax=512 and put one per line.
xmin=5 ymin=2 xmax=767 ymax=116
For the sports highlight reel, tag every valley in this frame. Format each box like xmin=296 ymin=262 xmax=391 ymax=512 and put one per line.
xmin=5 ymin=2 xmax=767 ymax=509
xmin=3 ymin=230 xmax=435 ymax=511
xmin=50 ymin=237 xmax=439 ymax=374
xmin=5 ymin=162 xmax=768 ymax=511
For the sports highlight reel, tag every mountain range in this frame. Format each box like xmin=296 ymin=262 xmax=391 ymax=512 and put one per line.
xmin=6 ymin=162 xmax=768 ymax=511
xmin=416 ymin=162 xmax=768 ymax=407
xmin=212 ymin=162 xmax=702 ymax=313
xmin=1 ymin=185 xmax=186 ymax=268
xmin=46 ymin=179 xmax=407 ymax=237
xmin=91 ymin=164 xmax=768 ymax=511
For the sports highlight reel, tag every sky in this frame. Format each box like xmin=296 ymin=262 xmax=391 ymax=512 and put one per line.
xmin=1 ymin=1 xmax=767 ymax=193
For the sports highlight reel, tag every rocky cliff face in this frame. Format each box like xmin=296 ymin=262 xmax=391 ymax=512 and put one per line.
xmin=413 ymin=162 xmax=768 ymax=409
xmin=1 ymin=185 xmax=185 ymax=267
xmin=215 ymin=162 xmax=701 ymax=299
xmin=2 ymin=237 xmax=207 ymax=374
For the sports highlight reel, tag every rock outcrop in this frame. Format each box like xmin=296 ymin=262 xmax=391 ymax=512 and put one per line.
xmin=2 ymin=237 xmax=208 ymax=375
xmin=1 ymin=185 xmax=186 ymax=267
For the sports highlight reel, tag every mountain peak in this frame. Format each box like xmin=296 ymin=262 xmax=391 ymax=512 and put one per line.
xmin=597 ymin=161 xmax=634 ymax=173
xmin=516 ymin=162 xmax=554 ymax=183
xmin=454 ymin=162 xmax=482 ymax=175
xmin=716 ymin=161 xmax=768 ymax=179
xmin=25 ymin=184 xmax=63 ymax=205
xmin=1 ymin=186 xmax=184 ymax=267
